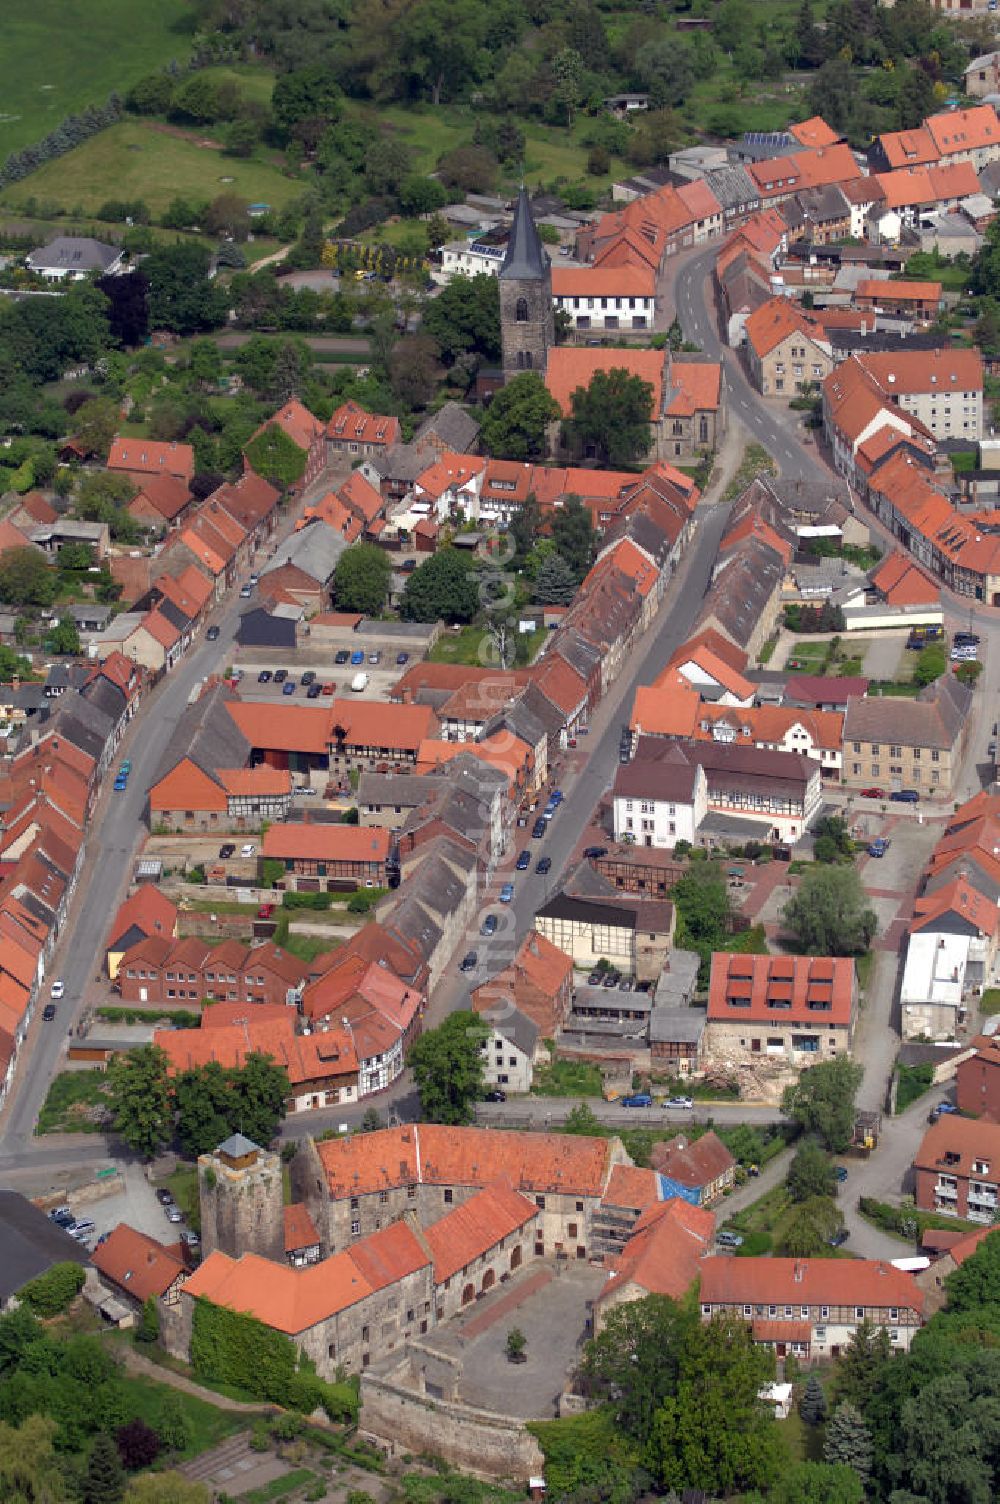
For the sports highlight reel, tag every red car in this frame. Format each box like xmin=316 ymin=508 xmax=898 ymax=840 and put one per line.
xmin=257 ymin=903 xmax=275 ymax=919
xmin=859 ymin=787 xmax=886 ymax=799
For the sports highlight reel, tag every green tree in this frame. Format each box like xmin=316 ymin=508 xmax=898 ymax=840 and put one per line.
xmin=18 ymin=1263 xmax=85 ymax=1318
xmin=396 ymin=0 xmax=487 ymax=106
xmin=563 ymin=367 xmax=654 ymax=466
xmin=822 ymin=1402 xmax=873 ymax=1486
xmin=812 ymin=815 xmax=852 ymax=862
xmin=550 ymin=495 xmax=595 ymax=583
xmin=479 ymin=372 xmax=559 ymax=461
xmin=913 ymin=643 xmax=946 ymax=687
xmin=174 ymin=1054 xmax=289 ymax=1159
xmin=671 ymin=863 xmax=732 ymax=981
xmin=766 ymin=1461 xmax=862 ymax=1504
xmin=400 ymin=547 xmax=480 ymax=623
xmin=0 ymin=548 xmax=55 ymax=607
xmin=787 ymin=1140 xmax=837 ymax=1202
xmin=777 ymin=1195 xmax=842 ymax=1257
xmin=333 ymin=544 xmax=393 ymax=614
xmin=650 ymin=1313 xmax=781 ymax=1496
xmin=799 ymin=1373 xmax=828 ymax=1427
xmin=73 ymin=397 xmax=118 ymax=460
xmin=0 ymin=1415 xmax=66 ymax=1504
xmin=106 ymin=1046 xmax=173 ymax=1159
xmin=57 ymin=542 xmax=94 ymax=572
xmin=580 ymin=1294 xmax=695 ymax=1446
xmin=272 ymin=66 xmax=342 ymax=138
xmin=188 ymin=339 xmax=223 ymax=389
xmin=44 ymin=620 xmax=81 ymax=656
xmin=82 ymin=1433 xmax=126 ymax=1504
xmin=152 ymin=1396 xmax=190 ymax=1458
xmin=533 ymin=551 xmax=577 ymax=606
xmin=563 ymin=1102 xmax=603 ymax=1136
xmin=137 ymin=1296 xmax=159 ymax=1346
xmin=421 ymin=274 xmax=500 ymax=365
xmin=783 ymin=866 xmax=877 ymax=956
xmin=509 ymin=493 xmax=542 ymax=569
xmin=144 ymin=243 xmax=228 ymax=337
xmin=945 ymin=1228 xmax=1000 ymax=1312
xmin=407 ymin=1010 xmax=488 ymax=1124
xmin=835 ymin=1319 xmax=894 ymax=1412
xmin=388 ymin=334 xmax=440 ymax=409
xmin=781 ymin=1056 xmax=863 ymax=1153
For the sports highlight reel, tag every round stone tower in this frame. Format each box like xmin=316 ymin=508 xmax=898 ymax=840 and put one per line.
xmin=198 ymin=1132 xmax=284 ymax=1263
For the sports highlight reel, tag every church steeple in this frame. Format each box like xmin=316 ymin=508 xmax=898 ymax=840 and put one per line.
xmin=500 ymin=187 xmax=550 ymax=282
xmin=498 ymin=188 xmax=554 ymax=381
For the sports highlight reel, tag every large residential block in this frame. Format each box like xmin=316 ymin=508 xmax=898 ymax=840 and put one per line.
xmin=705 ymin=953 xmax=856 ymax=1073
xmin=841 ymin=675 xmax=972 ymax=796
xmin=914 ymin=1115 xmax=1000 ymax=1223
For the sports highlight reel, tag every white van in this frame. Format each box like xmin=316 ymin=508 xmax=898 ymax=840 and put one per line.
xmin=351 ymin=672 xmax=369 ymax=693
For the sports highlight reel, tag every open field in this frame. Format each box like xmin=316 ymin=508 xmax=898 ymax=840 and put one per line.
xmin=1 ymin=119 xmax=305 ymax=217
xmin=0 ymin=0 xmax=195 ymax=159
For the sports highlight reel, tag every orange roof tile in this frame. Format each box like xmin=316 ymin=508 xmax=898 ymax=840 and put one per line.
xmin=150 ymin=759 xmax=226 ymax=814
xmin=926 ymin=104 xmax=1000 ymax=157
xmin=284 ymin=1203 xmax=320 ymax=1253
xmin=856 ymin=279 xmax=942 ymax=304
xmin=910 ymin=877 xmax=999 ymax=938
xmin=262 ymin=823 xmax=391 ymax=863
xmin=599 ymin=1197 xmax=714 ymax=1303
xmin=422 ymin=1182 xmax=539 ymax=1282
xmin=107 ymin=887 xmax=178 ymax=950
xmin=338 ymin=471 xmax=384 ymax=525
xmin=708 ymin=953 xmax=855 ymax=1028
xmin=788 ymin=116 xmax=840 ymax=149
xmin=877 ymin=127 xmax=937 ymax=171
xmin=794 ymin=143 xmax=859 ymax=189
xmin=257 ymin=399 xmax=324 ymax=453
xmin=601 ymin=1165 xmax=662 ymax=1210
xmin=327 ymin=400 xmax=401 ymax=449
xmin=545 ymin=348 xmax=666 ymax=420
xmin=552 ymin=264 xmax=655 ymax=299
xmin=663 ymin=362 xmax=722 ymax=418
xmin=744 ymin=297 xmax=828 ymax=359
xmin=631 ymin=684 xmax=701 ymax=738
xmin=226 ymin=701 xmax=334 ymax=757
xmin=182 ymin=1248 xmax=377 ymax=1334
xmin=108 ymin=437 xmax=195 ymax=481
xmin=130 ymin=473 xmax=192 ymax=522
xmin=92 ymin=1223 xmax=186 ymax=1301
xmin=415 ymin=454 xmax=485 ymax=501
xmin=702 ymin=1255 xmax=923 ymax=1312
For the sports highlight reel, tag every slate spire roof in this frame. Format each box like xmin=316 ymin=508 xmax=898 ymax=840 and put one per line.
xmin=500 ymin=187 xmax=550 ymax=281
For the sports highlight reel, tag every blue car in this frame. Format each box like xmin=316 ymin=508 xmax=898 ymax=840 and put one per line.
xmin=867 ymin=838 xmax=889 ymax=858
xmin=351 ymin=650 xmax=365 ymax=665
xmin=499 ymin=883 xmax=514 ymax=903
xmin=282 ymin=680 xmax=296 ymax=695
xmin=515 ymin=850 xmax=531 ymax=871
xmin=113 ymin=776 xmax=127 ymax=792
xmin=621 ymin=1093 xmax=652 ymax=1108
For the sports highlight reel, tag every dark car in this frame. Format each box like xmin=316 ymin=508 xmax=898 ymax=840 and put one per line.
xmin=219 ymin=843 xmax=235 ymax=859
xmin=834 ymin=1165 xmax=848 ymax=1182
xmin=891 ymin=789 xmax=920 ymax=803
xmin=401 ymin=558 xmax=417 ymax=572
xmin=827 ymin=1227 xmax=850 ymax=1248
xmin=602 ymin=972 xmax=620 ymax=988
xmin=532 ymin=818 xmax=547 ymax=839
xmin=536 ymin=856 xmax=552 ymax=875
xmin=396 ymin=652 xmax=409 ymax=665
xmin=257 ymin=670 xmax=272 ymax=684
xmin=282 ymin=680 xmax=296 ymax=695
xmin=588 ymin=971 xmax=603 ymax=985
xmin=155 ymin=1189 xmax=175 ymax=1206
xmin=301 ymin=671 xmax=316 ymax=686
xmin=206 ymin=625 xmax=220 ymax=641
xmin=515 ymin=849 xmax=531 ymax=871
xmin=42 ymin=1003 xmax=57 ymax=1021
xmin=481 ymin=914 xmax=498 ymax=936
xmin=459 ymin=951 xmax=478 ymax=972
xmin=273 ymin=669 xmax=287 ymax=683
xmin=307 ymin=683 xmax=323 ymax=698
xmin=484 ymin=1088 xmax=506 ymax=1103
xmin=583 ymin=845 xmax=608 ymax=860
xmin=335 ymin=650 xmax=350 ymax=665
xmin=954 ymin=632 xmax=980 ymax=646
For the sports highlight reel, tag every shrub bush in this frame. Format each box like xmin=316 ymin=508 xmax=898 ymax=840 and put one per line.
xmin=19 ymin=1261 xmax=85 ymax=1316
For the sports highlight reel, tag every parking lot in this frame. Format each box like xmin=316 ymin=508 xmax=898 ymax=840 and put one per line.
xmin=57 ymin=1162 xmax=194 ymax=1253
xmin=234 ymin=659 xmax=406 ymax=702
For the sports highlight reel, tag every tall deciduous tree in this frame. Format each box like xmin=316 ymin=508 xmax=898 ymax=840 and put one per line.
xmin=580 ymin=1295 xmax=695 ymax=1445
xmin=407 ymin=1010 xmax=488 ymax=1124
xmin=563 ymin=367 xmax=654 ymax=466
xmin=333 ymin=544 xmax=393 ymax=614
xmin=781 ymin=1056 xmax=863 ymax=1154
xmin=787 ymin=1140 xmax=837 ymax=1202
xmin=480 ymin=373 xmax=559 ymax=461
xmin=144 ymin=243 xmax=227 ymax=337
xmin=421 ymin=275 xmax=500 ymax=365
xmin=783 ymin=865 xmax=877 ymax=956
xmin=400 ymin=547 xmax=480 ymax=623
xmin=106 ymin=1046 xmax=173 ymax=1159
xmin=0 ymin=1415 xmax=66 ymax=1503
xmin=0 ymin=548 xmax=56 ymax=607
xmin=550 ymin=495 xmax=595 ymax=583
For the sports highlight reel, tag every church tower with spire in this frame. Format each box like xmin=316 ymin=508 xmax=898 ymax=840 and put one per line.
xmin=499 ymin=188 xmax=554 ymax=382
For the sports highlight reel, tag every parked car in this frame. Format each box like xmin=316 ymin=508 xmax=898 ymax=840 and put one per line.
xmin=72 ymin=1219 xmax=95 ymax=1237
xmin=282 ymin=680 xmax=296 ymax=695
xmin=120 ymin=761 xmax=131 ymax=776
xmin=859 ymin=787 xmax=886 ymax=799
xmin=241 ymin=843 xmax=256 ymax=857
xmin=618 ymin=978 xmax=631 ymax=992
xmin=481 ymin=914 xmax=498 ymax=936
xmin=273 ymin=669 xmax=287 ymax=683
xmin=834 ymin=1165 xmax=848 ymax=1182
xmin=867 ymin=838 xmax=890 ymax=858
xmin=602 ymin=972 xmax=620 ymax=988
xmin=532 ymin=818 xmax=547 ymax=839
xmin=335 ymin=650 xmax=350 ymax=665
xmin=588 ymin=971 xmax=603 ymax=985
xmin=515 ymin=850 xmax=531 ymax=871
xmin=666 ymin=1095 xmax=694 ymax=1109
xmin=954 ymin=632 xmax=980 ymax=646
xmin=536 ymin=856 xmax=551 ymax=874
xmin=219 ymin=844 xmax=235 ymax=859
xmin=49 ymin=1206 xmax=73 ymax=1223
xmin=165 ymin=1206 xmax=183 ymax=1224
xmin=890 ymin=789 xmax=920 ymax=803
xmin=484 ymin=1089 xmax=507 ymax=1103
xmin=301 ymin=671 xmax=316 ymax=686
xmin=350 ymin=650 xmax=365 ymax=665
xmin=499 ymin=882 xmax=514 ymax=903
xmin=182 ymin=1230 xmax=200 ymax=1248
xmin=396 ymin=652 xmax=409 ymax=665
xmin=42 ymin=1003 xmax=57 ymax=1021
xmin=50 ymin=980 xmax=65 ymax=1000
xmin=206 ymin=625 xmax=220 ymax=641
xmin=113 ymin=775 xmax=127 ymax=791
xmin=716 ymin=1229 xmax=744 ymax=1248
xmin=239 ymin=584 xmax=252 ymax=598
xmin=621 ymin=1093 xmax=652 ymax=1108
xmin=368 ymin=651 xmax=381 ymax=665
xmin=257 ymin=670 xmax=272 ymax=683
xmin=459 ymin=951 xmax=478 ymax=973
xmin=937 ymin=1099 xmax=958 ymax=1114
xmin=257 ymin=903 xmax=274 ymax=919
xmin=155 ymin=1189 xmax=175 ymax=1206
xmin=322 ymin=681 xmax=336 ymax=695
xmin=827 ymin=1227 xmax=850 ymax=1248
xmin=583 ymin=845 xmax=608 ymax=859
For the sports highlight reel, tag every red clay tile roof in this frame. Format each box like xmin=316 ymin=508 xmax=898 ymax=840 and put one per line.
xmin=926 ymin=104 xmax=1000 ymax=156
xmin=108 ymin=437 xmax=195 ymax=481
xmin=744 ymin=298 xmax=828 ymax=359
xmin=262 ymin=823 xmax=391 ymax=863
xmin=650 ymin=1130 xmax=735 ymax=1189
xmin=914 ymin=1114 xmax=1000 ymax=1179
xmin=422 ymin=1182 xmax=539 ymax=1282
xmin=701 ymin=1255 xmax=924 ymax=1313
xmin=284 ymin=1203 xmax=320 ymax=1253
xmin=598 ymin=1197 xmax=714 ymax=1302
xmin=131 ymin=474 xmax=192 ymax=522
xmin=545 ymin=348 xmax=666 ymax=419
xmin=92 ymin=1223 xmax=186 ymax=1300
xmin=107 ymin=887 xmax=178 ymax=951
xmin=327 ymin=400 xmax=401 ymax=449
xmin=601 ymin=1165 xmax=662 ymax=1211
xmin=788 ymin=116 xmax=840 ymax=149
xmin=708 ymin=953 xmax=855 ymax=1028
xmin=552 ymin=264 xmax=655 ymax=298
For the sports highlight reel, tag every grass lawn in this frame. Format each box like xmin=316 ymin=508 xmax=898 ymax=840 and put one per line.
xmin=239 ymin=1470 xmax=318 ymax=1504
xmin=531 ymin=1058 xmax=605 ymax=1097
xmin=279 ymin=930 xmax=341 ymax=962
xmin=0 ymin=0 xmax=195 ymax=159
xmin=981 ymin=988 xmax=1000 ymax=1016
xmin=36 ymin=1070 xmax=110 ymax=1134
xmin=2 ymin=119 xmax=305 ymax=217
xmin=194 ymin=64 xmax=276 ymax=109
xmin=788 ymin=640 xmax=828 ymax=664
xmin=428 ymin=624 xmax=493 ymax=666
xmin=125 ymin=1373 xmax=248 ymax=1460
xmin=856 ymin=951 xmax=874 ymax=994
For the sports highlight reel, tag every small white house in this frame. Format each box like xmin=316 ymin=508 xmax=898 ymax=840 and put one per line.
xmin=26 ymin=236 xmax=125 ymax=282
xmin=613 ymin=759 xmax=708 ymax=848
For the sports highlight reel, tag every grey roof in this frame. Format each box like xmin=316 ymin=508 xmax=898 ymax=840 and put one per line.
xmin=653 ymin=949 xmax=701 ymax=1007
xmin=705 ymin=164 xmax=759 ymax=211
xmin=236 ymin=608 xmax=296 ymax=649
xmin=829 ymin=329 xmax=948 ymax=358
xmin=53 ymin=691 xmax=114 ymax=760
xmin=365 ymin=442 xmax=430 ymax=483
xmin=216 ymin=1132 xmax=262 ymax=1158
xmin=265 ymin=519 xmax=345 ymax=585
xmin=82 ymin=676 xmax=126 ymax=726
xmin=68 ymin=603 xmax=114 ymax=628
xmin=490 ymin=1004 xmax=540 ymax=1058
xmin=699 ymin=535 xmax=784 ymax=646
xmin=499 ymin=187 xmax=550 ymax=282
xmin=28 ymin=236 xmax=121 ymax=273
xmin=649 ymin=1007 xmax=705 ymax=1045
xmin=537 ymin=893 xmax=639 ymax=929
xmin=153 ymin=682 xmax=248 ymax=787
xmin=843 ymin=675 xmax=972 ymax=752
xmin=414 ymin=402 xmax=481 ymax=454
xmin=0 ymin=1190 xmax=89 ymax=1301
xmin=358 ymin=772 xmax=437 ymax=809
xmin=923 ymin=859 xmax=1000 ymax=907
